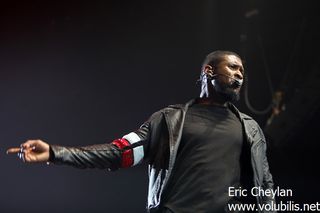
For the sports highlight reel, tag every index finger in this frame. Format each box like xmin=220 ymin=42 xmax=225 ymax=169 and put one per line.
xmin=6 ymin=147 xmax=21 ymax=154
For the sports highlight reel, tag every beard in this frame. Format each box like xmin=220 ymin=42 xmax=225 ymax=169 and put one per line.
xmin=213 ymin=79 xmax=240 ymax=103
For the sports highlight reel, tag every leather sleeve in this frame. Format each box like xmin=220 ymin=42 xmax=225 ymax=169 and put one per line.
xmin=49 ymin=143 xmax=122 ymax=171
xmin=259 ymin=126 xmax=277 ymax=212
xmin=47 ymin=109 xmax=164 ymax=170
xmin=132 ymin=110 xmax=164 ymax=161
xmin=257 ymin=126 xmax=275 ymax=191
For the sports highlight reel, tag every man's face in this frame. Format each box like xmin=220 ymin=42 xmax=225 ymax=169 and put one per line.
xmin=212 ymin=55 xmax=244 ymax=102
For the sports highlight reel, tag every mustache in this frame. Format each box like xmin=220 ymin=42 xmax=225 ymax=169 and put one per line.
xmin=211 ymin=73 xmax=243 ymax=89
xmin=211 ymin=74 xmax=243 ymax=87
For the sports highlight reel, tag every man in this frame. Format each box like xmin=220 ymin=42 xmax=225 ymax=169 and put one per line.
xmin=7 ymin=50 xmax=276 ymax=213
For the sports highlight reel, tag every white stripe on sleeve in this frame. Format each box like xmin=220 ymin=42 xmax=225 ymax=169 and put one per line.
xmin=123 ymin=132 xmax=144 ymax=166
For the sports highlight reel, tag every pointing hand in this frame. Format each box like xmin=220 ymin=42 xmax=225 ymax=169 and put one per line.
xmin=7 ymin=140 xmax=50 ymax=163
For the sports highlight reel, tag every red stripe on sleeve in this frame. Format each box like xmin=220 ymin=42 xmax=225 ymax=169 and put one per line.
xmin=112 ymin=138 xmax=134 ymax=168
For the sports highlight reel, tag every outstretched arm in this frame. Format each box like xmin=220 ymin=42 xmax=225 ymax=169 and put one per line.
xmin=6 ymin=110 xmax=159 ymax=170
xmin=6 ymin=126 xmax=151 ymax=170
xmin=6 ymin=138 xmax=135 ymax=170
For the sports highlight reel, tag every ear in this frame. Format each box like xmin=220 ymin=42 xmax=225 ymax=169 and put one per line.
xmin=203 ymin=65 xmax=214 ymax=78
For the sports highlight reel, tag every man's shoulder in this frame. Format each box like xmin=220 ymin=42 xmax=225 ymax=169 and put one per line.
xmin=147 ymin=102 xmax=186 ymax=120
xmin=158 ymin=99 xmax=195 ymax=112
xmin=239 ymin=111 xmax=254 ymax=120
xmin=166 ymin=103 xmax=186 ymax=110
xmin=227 ymin=103 xmax=255 ymax=121
xmin=235 ymin=111 xmax=266 ymax=141
xmin=239 ymin=111 xmax=260 ymax=127
xmin=148 ymin=100 xmax=194 ymax=122
xmin=143 ymin=103 xmax=186 ymax=128
xmin=154 ymin=104 xmax=185 ymax=116
xmin=227 ymin=103 xmax=261 ymax=128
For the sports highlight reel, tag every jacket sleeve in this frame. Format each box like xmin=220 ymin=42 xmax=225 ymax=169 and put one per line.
xmin=50 ymin=143 xmax=122 ymax=171
xmin=258 ymin=126 xmax=277 ymax=212
xmin=49 ymin=111 xmax=161 ymax=171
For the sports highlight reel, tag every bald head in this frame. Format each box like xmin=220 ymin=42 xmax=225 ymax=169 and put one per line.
xmin=201 ymin=50 xmax=242 ymax=70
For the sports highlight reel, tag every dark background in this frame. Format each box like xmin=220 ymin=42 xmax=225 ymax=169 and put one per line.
xmin=0 ymin=1 xmax=319 ymax=212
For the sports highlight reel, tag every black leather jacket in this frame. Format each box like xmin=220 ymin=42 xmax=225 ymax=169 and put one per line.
xmin=50 ymin=99 xmax=276 ymax=213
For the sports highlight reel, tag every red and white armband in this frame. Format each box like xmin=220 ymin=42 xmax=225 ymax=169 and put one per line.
xmin=112 ymin=132 xmax=144 ymax=168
